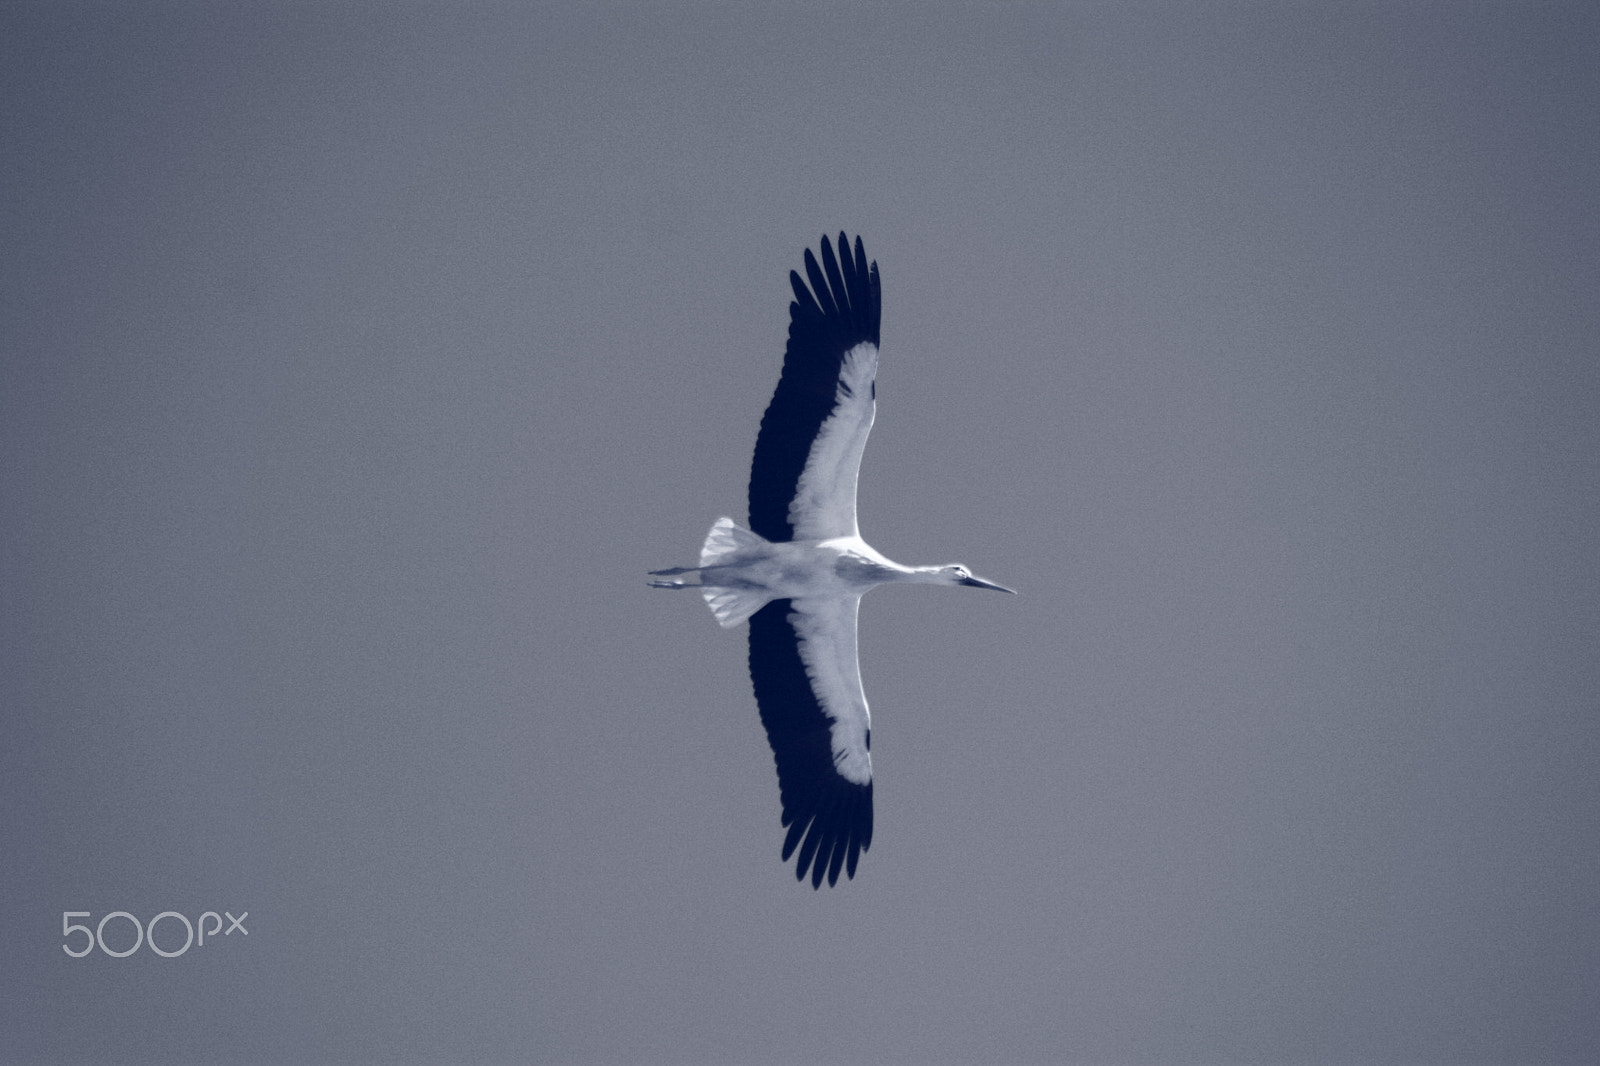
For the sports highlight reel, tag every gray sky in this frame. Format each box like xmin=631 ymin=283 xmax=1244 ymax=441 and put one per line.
xmin=4 ymin=3 xmax=1598 ymax=1063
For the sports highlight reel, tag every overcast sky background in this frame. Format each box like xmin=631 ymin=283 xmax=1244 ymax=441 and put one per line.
xmin=3 ymin=3 xmax=1598 ymax=1063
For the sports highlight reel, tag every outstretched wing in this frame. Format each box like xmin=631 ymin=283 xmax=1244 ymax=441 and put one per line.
xmin=749 ymin=233 xmax=882 ymax=543
xmin=747 ymin=596 xmax=874 ymax=888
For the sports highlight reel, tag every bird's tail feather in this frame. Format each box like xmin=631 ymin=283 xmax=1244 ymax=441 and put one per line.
xmin=699 ymin=517 xmax=771 ymax=627
xmin=699 ymin=516 xmax=762 ymax=566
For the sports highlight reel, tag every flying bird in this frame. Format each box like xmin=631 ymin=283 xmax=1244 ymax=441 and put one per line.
xmin=650 ymin=233 xmax=1015 ymax=888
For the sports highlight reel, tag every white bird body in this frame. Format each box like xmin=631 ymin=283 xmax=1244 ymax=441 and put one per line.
xmin=687 ymin=528 xmax=926 ymax=608
xmin=651 ymin=233 xmax=1013 ymax=887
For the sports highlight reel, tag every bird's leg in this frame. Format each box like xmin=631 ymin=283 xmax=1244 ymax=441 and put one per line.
xmin=648 ymin=565 xmax=702 ymax=589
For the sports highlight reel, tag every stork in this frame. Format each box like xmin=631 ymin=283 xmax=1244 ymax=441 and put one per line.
xmin=650 ymin=233 xmax=1015 ymax=888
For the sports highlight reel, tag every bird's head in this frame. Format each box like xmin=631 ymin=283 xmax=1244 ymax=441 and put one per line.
xmin=938 ymin=564 xmax=1017 ymax=594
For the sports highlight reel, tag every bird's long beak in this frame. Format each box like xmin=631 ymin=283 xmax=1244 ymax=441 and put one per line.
xmin=961 ymin=575 xmax=1017 ymax=594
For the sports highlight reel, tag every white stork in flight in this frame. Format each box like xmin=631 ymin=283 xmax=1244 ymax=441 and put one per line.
xmin=650 ymin=233 xmax=1015 ymax=888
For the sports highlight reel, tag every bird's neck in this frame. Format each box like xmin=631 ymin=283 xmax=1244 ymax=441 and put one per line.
xmin=834 ymin=540 xmax=944 ymax=588
xmin=899 ymin=564 xmax=951 ymax=586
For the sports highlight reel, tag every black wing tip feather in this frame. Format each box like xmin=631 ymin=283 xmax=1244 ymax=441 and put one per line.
xmin=808 ymin=232 xmax=880 ymax=347
xmin=783 ymin=232 xmax=881 ymax=347
xmin=781 ymin=778 xmax=873 ymax=888
xmin=749 ymin=600 xmax=875 ymax=889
